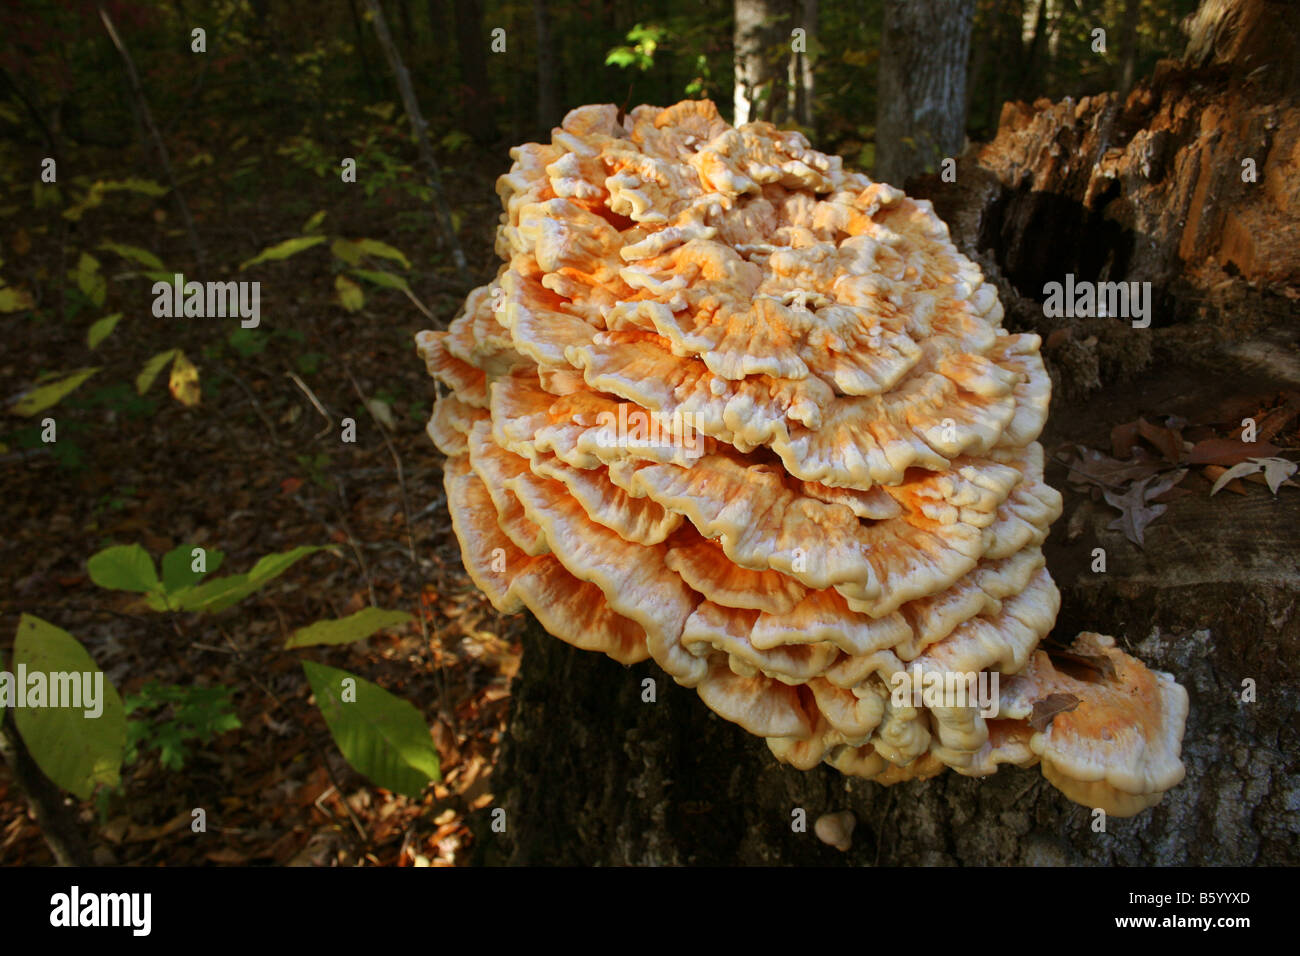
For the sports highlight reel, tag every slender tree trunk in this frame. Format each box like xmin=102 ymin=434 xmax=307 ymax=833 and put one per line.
xmin=733 ymin=0 xmax=782 ymax=125
xmin=534 ymin=0 xmax=560 ymax=134
xmin=789 ymin=0 xmax=816 ymax=127
xmin=875 ymin=0 xmax=976 ymax=187
xmin=451 ymin=0 xmax=495 ymax=143
xmin=97 ymin=4 xmax=204 ymax=268
xmin=362 ymin=0 xmax=471 ymax=283
xmin=350 ymin=0 xmax=379 ymax=97
xmin=1117 ymin=0 xmax=1141 ymax=95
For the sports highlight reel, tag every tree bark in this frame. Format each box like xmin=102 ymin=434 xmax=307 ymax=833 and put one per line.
xmin=874 ymin=0 xmax=976 ymax=187
xmin=1117 ymin=0 xmax=1141 ymax=95
xmin=534 ymin=0 xmax=559 ymax=135
xmin=733 ymin=0 xmax=785 ymax=126
xmin=451 ymin=0 xmax=495 ymax=143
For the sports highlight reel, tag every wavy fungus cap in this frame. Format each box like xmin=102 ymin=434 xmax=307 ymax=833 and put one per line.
xmin=417 ymin=99 xmax=1188 ymax=816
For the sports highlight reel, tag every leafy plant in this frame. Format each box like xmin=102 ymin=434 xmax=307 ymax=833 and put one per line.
xmin=124 ymin=682 xmax=242 ymax=771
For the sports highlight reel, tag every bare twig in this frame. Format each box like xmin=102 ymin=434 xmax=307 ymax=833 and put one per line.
xmin=286 ymin=370 xmax=335 ymax=439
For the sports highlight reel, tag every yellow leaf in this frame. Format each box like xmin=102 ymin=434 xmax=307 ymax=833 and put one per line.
xmin=0 ymin=285 xmax=35 ymax=312
xmin=168 ymin=351 xmax=201 ymax=407
xmin=10 ymin=368 xmax=100 ymax=416
xmin=336 ymin=274 xmax=364 ymax=312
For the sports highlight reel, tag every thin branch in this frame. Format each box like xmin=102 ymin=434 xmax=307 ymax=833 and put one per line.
xmin=286 ymin=370 xmax=335 ymax=439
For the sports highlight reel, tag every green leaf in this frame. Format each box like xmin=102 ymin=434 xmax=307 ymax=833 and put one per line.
xmin=302 ymin=661 xmax=440 ymax=797
xmin=330 ymin=238 xmax=365 ymax=265
xmin=169 ymin=544 xmax=328 ymax=613
xmin=238 ymin=235 xmax=326 ymax=271
xmin=301 ymin=210 xmax=327 ymax=234
xmin=160 ymin=544 xmax=225 ymax=594
xmin=0 ymin=285 xmax=35 ymax=312
xmin=98 ymin=241 xmax=165 ymax=271
xmin=106 ymin=177 xmax=168 ymax=198
xmin=286 ymin=608 xmax=413 ymax=649
xmin=11 ymin=615 xmax=127 ymax=798
xmin=246 ymin=544 xmax=329 ymax=586
xmin=350 ymin=268 xmax=409 ymax=292
xmin=137 ymin=349 xmax=178 ymax=394
xmin=160 ymin=573 xmax=253 ymax=613
xmin=87 ymin=544 xmax=160 ymax=593
xmin=335 ymin=274 xmax=364 ymax=312
xmin=354 ymin=238 xmax=410 ymax=270
xmin=605 ymin=48 xmax=638 ymax=68
xmin=87 ymin=313 xmax=122 ymax=349
xmin=10 ymin=367 xmax=100 ymax=415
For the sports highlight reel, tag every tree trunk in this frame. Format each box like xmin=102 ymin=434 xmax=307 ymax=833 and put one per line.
xmin=1117 ymin=0 xmax=1141 ymax=95
xmin=733 ymin=0 xmax=784 ymax=126
xmin=451 ymin=0 xmax=495 ymax=143
xmin=874 ymin=0 xmax=976 ymax=187
xmin=477 ymin=0 xmax=1300 ymax=868
xmin=793 ymin=0 xmax=816 ymax=128
xmin=534 ymin=0 xmax=559 ymax=135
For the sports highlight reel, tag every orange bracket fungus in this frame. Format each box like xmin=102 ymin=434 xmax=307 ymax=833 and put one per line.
xmin=417 ymin=100 xmax=1188 ymax=817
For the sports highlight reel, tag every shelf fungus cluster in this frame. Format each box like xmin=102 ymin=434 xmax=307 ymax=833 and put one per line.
xmin=417 ymin=100 xmax=1188 ymax=816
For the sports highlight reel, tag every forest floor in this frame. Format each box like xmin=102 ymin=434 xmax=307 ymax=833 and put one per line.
xmin=0 ymin=134 xmax=526 ymax=865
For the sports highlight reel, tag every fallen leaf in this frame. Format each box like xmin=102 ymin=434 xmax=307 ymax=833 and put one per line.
xmin=1110 ymin=420 xmax=1141 ymax=459
xmin=1029 ymin=693 xmax=1081 ymax=732
xmin=1103 ymin=469 xmax=1187 ymax=546
xmin=1188 ymin=438 xmax=1281 ymax=466
xmin=1137 ymin=417 xmax=1183 ymax=464
xmin=1259 ymin=457 xmax=1298 ymax=494
xmin=1059 ymin=445 xmax=1162 ymax=490
xmin=1215 ymin=457 xmax=1299 ymax=495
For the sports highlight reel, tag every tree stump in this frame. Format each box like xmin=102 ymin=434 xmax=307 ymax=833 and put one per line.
xmin=474 ymin=9 xmax=1300 ymax=865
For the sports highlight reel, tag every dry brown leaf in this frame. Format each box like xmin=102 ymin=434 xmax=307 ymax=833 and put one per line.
xmin=1103 ymin=469 xmax=1188 ymax=547
xmin=1137 ymin=417 xmax=1183 ymax=464
xmin=1188 ymin=438 xmax=1281 ymax=466
xmin=1029 ymin=693 xmax=1082 ymax=732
